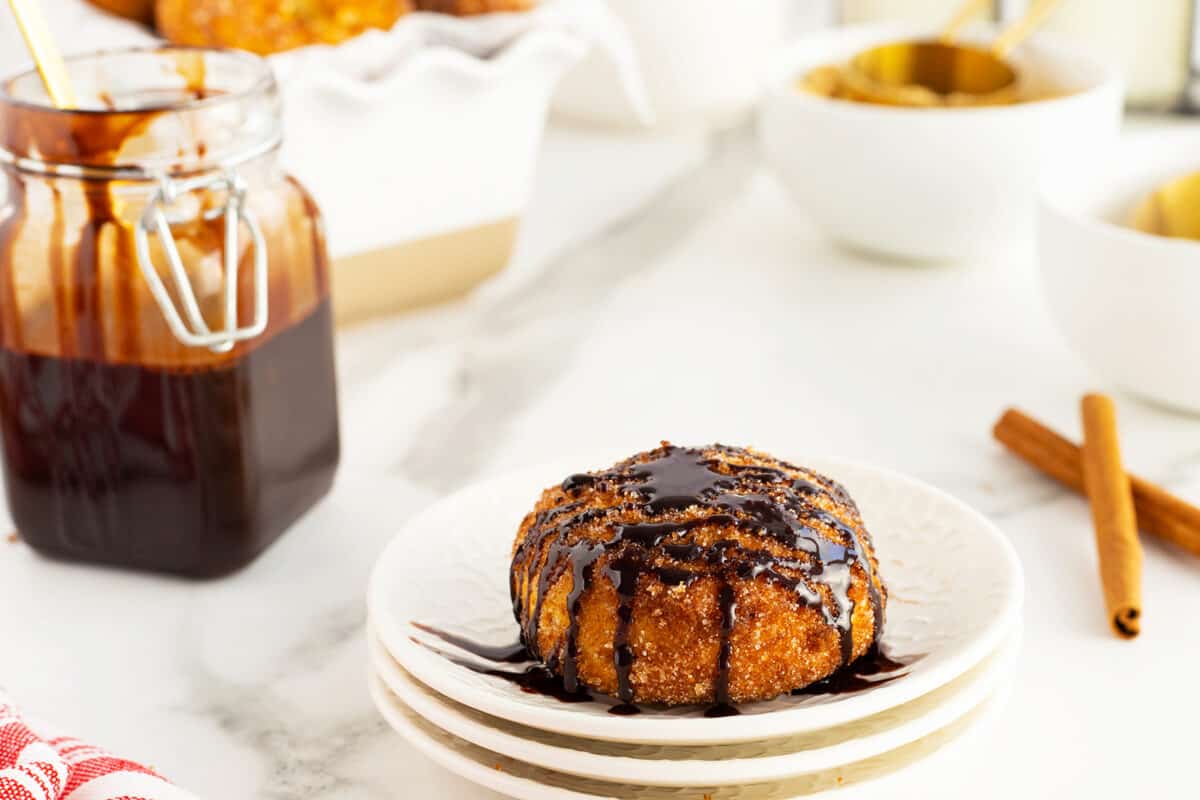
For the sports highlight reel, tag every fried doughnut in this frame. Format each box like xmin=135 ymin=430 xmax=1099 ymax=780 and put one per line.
xmin=155 ymin=0 xmax=411 ymax=54
xmin=510 ymin=443 xmax=888 ymax=707
xmin=415 ymin=0 xmax=534 ymax=14
xmin=86 ymin=0 xmax=155 ymax=24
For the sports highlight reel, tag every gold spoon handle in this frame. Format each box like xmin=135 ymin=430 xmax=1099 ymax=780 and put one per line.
xmin=940 ymin=0 xmax=993 ymax=44
xmin=6 ymin=0 xmax=76 ymax=108
xmin=990 ymin=0 xmax=1063 ymax=58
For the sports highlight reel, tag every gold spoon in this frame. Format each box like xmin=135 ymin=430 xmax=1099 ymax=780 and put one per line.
xmin=939 ymin=0 xmax=994 ymax=44
xmin=846 ymin=0 xmax=1063 ymax=108
xmin=797 ymin=0 xmax=988 ymax=102
xmin=1129 ymin=172 xmax=1200 ymax=241
xmin=6 ymin=0 xmax=77 ymax=107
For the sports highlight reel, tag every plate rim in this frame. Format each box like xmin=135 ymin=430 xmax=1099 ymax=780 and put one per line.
xmin=368 ymin=622 xmax=1021 ymax=787
xmin=367 ymin=455 xmax=1025 ymax=745
xmin=368 ymin=667 xmax=1016 ymax=800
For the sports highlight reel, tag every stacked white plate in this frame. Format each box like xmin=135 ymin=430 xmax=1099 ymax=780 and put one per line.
xmin=366 ymin=457 xmax=1024 ymax=799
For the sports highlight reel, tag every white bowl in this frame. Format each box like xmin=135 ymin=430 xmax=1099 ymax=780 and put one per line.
xmin=553 ymin=0 xmax=793 ymax=128
xmin=1039 ymin=128 xmax=1200 ymax=414
xmin=759 ymin=24 xmax=1123 ymax=262
xmin=270 ymin=14 xmax=589 ymax=322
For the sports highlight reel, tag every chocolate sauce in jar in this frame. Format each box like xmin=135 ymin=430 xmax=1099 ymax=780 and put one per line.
xmin=0 ymin=301 xmax=339 ymax=576
xmin=0 ymin=48 xmax=339 ymax=577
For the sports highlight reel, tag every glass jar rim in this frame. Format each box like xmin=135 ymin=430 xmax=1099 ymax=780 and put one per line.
xmin=0 ymin=45 xmax=275 ymax=116
xmin=0 ymin=45 xmax=282 ymax=180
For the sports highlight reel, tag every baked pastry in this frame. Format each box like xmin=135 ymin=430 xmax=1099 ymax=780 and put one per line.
xmin=155 ymin=0 xmax=411 ymax=54
xmin=86 ymin=0 xmax=154 ymax=24
xmin=415 ymin=0 xmax=534 ymax=14
xmin=510 ymin=443 xmax=887 ymax=707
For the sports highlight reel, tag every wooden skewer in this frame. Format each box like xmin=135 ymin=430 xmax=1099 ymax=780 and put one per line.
xmin=6 ymin=0 xmax=77 ymax=108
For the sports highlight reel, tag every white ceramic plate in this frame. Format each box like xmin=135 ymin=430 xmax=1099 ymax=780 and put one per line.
xmin=368 ymin=668 xmax=1015 ymax=800
xmin=368 ymin=625 xmax=1020 ymax=787
xmin=368 ymin=457 xmax=1023 ymax=744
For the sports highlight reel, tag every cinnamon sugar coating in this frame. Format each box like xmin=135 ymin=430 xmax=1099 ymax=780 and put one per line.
xmin=510 ymin=443 xmax=888 ymax=706
xmin=86 ymin=0 xmax=154 ymax=24
xmin=156 ymin=0 xmax=412 ymax=54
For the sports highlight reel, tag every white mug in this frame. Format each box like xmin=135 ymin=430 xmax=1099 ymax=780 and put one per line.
xmin=553 ymin=0 xmax=812 ymax=128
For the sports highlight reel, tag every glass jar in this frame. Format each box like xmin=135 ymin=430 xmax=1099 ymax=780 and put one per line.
xmin=0 ymin=47 xmax=340 ymax=577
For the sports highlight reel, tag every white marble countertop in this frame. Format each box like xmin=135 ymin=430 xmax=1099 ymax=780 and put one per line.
xmin=4 ymin=104 xmax=1200 ymax=798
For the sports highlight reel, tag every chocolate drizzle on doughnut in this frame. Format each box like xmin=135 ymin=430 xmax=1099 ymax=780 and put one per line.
xmin=606 ymin=554 xmax=642 ymax=712
xmin=705 ymin=581 xmax=739 ymax=718
xmin=510 ymin=444 xmax=884 ymax=713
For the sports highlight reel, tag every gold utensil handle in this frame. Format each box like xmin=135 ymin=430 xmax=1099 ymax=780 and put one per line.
xmin=6 ymin=0 xmax=77 ymax=108
xmin=991 ymin=0 xmax=1063 ymax=58
xmin=940 ymin=0 xmax=993 ymax=44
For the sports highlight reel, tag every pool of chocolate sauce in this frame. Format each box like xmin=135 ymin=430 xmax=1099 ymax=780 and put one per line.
xmin=413 ymin=624 xmax=918 ymax=716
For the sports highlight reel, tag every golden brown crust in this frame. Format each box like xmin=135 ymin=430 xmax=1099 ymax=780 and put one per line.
xmin=510 ymin=443 xmax=888 ymax=705
xmin=415 ymin=0 xmax=534 ymax=14
xmin=155 ymin=0 xmax=412 ymax=54
xmin=86 ymin=0 xmax=155 ymax=24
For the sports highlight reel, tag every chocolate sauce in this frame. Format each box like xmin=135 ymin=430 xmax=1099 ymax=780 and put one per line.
xmin=606 ymin=555 xmax=641 ymax=705
xmin=792 ymin=646 xmax=917 ymax=696
xmin=561 ymin=542 xmax=602 ymax=694
xmin=713 ymin=582 xmax=737 ymax=707
xmin=561 ymin=473 xmax=596 ymax=493
xmin=410 ymin=623 xmax=532 ymax=664
xmin=412 ymin=624 xmax=916 ymax=715
xmin=0 ymin=52 xmax=339 ymax=577
xmin=0 ymin=300 xmax=339 ymax=576
xmin=607 ymin=702 xmax=641 ymax=716
xmin=703 ymin=702 xmax=741 ymax=718
xmin=510 ymin=444 xmax=885 ymax=712
xmin=438 ymin=653 xmax=592 ymax=704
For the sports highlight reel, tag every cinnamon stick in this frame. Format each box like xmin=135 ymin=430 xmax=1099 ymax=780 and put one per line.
xmin=1079 ymin=394 xmax=1142 ymax=638
xmin=993 ymin=408 xmax=1200 ymax=557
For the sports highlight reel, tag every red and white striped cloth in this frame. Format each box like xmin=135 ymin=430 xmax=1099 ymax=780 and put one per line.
xmin=0 ymin=692 xmax=198 ymax=800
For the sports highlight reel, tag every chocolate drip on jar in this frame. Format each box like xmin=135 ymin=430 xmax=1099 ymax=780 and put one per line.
xmin=511 ymin=443 xmax=885 ymax=712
